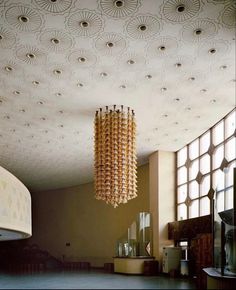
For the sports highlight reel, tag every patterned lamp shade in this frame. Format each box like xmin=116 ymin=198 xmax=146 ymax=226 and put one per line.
xmin=94 ymin=105 xmax=137 ymax=208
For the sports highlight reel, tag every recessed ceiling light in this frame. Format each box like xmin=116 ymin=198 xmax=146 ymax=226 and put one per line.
xmin=80 ymin=21 xmax=89 ymax=28
xmin=51 ymin=38 xmax=60 ymax=44
xmin=59 ymin=110 xmax=63 ymax=114
xmin=59 ymin=124 xmax=64 ymax=127
xmin=37 ymin=101 xmax=44 ymax=105
xmin=4 ymin=115 xmax=10 ymax=119
xmin=185 ymin=107 xmax=191 ymax=111
xmin=114 ymin=0 xmax=124 ymax=7
xmin=56 ymin=92 xmax=62 ymax=97
xmin=139 ymin=25 xmax=147 ymax=31
xmin=24 ymin=123 xmax=30 ymax=127
xmin=188 ymin=77 xmax=195 ymax=81
xmin=174 ymin=121 xmax=179 ymax=124
xmin=106 ymin=42 xmax=114 ymax=48
xmin=127 ymin=59 xmax=135 ymax=65
xmin=194 ymin=29 xmax=202 ymax=35
xmin=145 ymin=74 xmax=152 ymax=79
xmin=174 ymin=98 xmax=180 ymax=101
xmin=175 ymin=63 xmax=182 ymax=67
xmin=32 ymin=80 xmax=40 ymax=85
xmin=210 ymin=99 xmax=216 ymax=103
xmin=158 ymin=46 xmax=166 ymax=51
xmin=120 ymin=85 xmax=126 ymax=89
xmin=78 ymin=57 xmax=86 ymax=63
xmin=77 ymin=83 xmax=83 ymax=87
xmin=5 ymin=66 xmax=13 ymax=72
xmin=208 ymin=48 xmax=216 ymax=54
xmin=161 ymin=87 xmax=167 ymax=92
xmin=220 ymin=65 xmax=227 ymax=70
xmin=41 ymin=117 xmax=46 ymax=121
xmin=13 ymin=91 xmax=20 ymax=95
xmin=163 ymin=114 xmax=168 ymax=117
xmin=53 ymin=69 xmax=62 ymax=75
xmin=176 ymin=5 xmax=185 ymax=12
xmin=26 ymin=53 xmax=35 ymax=59
xmin=0 ymin=35 xmax=3 ymax=40
xmin=18 ymin=15 xmax=29 ymax=23
xmin=19 ymin=109 xmax=25 ymax=113
xmin=100 ymin=72 xmax=108 ymax=77
xmin=200 ymin=89 xmax=207 ymax=93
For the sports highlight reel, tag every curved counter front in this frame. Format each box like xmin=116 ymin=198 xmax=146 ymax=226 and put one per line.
xmin=0 ymin=166 xmax=32 ymax=241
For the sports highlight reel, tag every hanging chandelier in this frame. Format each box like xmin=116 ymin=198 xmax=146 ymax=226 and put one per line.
xmin=94 ymin=105 xmax=137 ymax=208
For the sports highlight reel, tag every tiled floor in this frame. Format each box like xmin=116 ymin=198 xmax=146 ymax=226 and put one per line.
xmin=0 ymin=269 xmax=197 ymax=289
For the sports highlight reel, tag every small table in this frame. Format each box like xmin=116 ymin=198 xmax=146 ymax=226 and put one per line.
xmin=113 ymin=256 xmax=155 ymax=274
xmin=203 ymin=267 xmax=236 ymax=289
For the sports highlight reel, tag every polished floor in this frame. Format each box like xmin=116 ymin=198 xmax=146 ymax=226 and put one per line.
xmin=0 ymin=269 xmax=196 ymax=289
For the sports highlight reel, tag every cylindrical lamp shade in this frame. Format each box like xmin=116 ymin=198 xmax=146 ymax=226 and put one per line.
xmin=94 ymin=105 xmax=137 ymax=208
xmin=0 ymin=165 xmax=32 ymax=241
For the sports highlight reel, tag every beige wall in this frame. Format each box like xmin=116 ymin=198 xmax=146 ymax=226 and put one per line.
xmin=29 ymin=164 xmax=149 ymax=267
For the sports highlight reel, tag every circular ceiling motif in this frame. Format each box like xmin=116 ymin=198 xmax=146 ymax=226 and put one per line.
xmin=66 ymin=9 xmax=104 ymax=37
xmin=1 ymin=60 xmax=21 ymax=76
xmin=68 ymin=49 xmax=97 ymax=68
xmin=98 ymin=0 xmax=140 ymax=18
xmin=197 ymin=39 xmax=231 ymax=61
xmin=94 ymin=32 xmax=126 ymax=56
xmin=39 ymin=30 xmax=74 ymax=53
xmin=0 ymin=27 xmax=16 ymax=49
xmin=125 ymin=14 xmax=161 ymax=40
xmin=181 ymin=18 xmax=218 ymax=43
xmin=220 ymin=2 xmax=236 ymax=28
xmin=4 ymin=4 xmax=44 ymax=32
xmin=16 ymin=46 xmax=47 ymax=65
xmin=146 ymin=36 xmax=179 ymax=58
xmin=160 ymin=0 xmax=201 ymax=23
xmin=34 ymin=0 xmax=73 ymax=13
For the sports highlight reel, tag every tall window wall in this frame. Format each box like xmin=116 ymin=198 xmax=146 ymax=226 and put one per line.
xmin=176 ymin=109 xmax=236 ymax=221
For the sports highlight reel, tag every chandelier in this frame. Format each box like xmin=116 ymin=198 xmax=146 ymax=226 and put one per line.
xmin=94 ymin=105 xmax=137 ymax=208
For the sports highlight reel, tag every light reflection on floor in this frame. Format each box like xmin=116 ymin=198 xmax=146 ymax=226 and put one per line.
xmin=0 ymin=269 xmax=197 ymax=289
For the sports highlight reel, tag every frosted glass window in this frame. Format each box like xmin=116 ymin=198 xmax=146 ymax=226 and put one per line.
xmin=226 ymin=161 xmax=236 ymax=187
xmin=189 ymin=159 xmax=199 ymax=180
xmin=213 ymin=169 xmax=225 ymax=191
xmin=225 ymin=188 xmax=233 ymax=210
xmin=178 ymin=204 xmax=187 ymax=221
xmin=215 ymin=191 xmax=224 ymax=212
xmin=177 ymin=167 xmax=187 ymax=185
xmin=200 ymin=154 xmax=210 ymax=174
xmin=200 ymin=175 xmax=210 ymax=197
xmin=213 ymin=121 xmax=224 ymax=145
xmin=177 ymin=147 xmax=187 ymax=167
xmin=225 ymin=110 xmax=236 ymax=138
xmin=200 ymin=132 xmax=210 ymax=155
xmin=189 ymin=181 xmax=199 ymax=199
xmin=200 ymin=197 xmax=210 ymax=216
xmin=189 ymin=139 xmax=199 ymax=160
xmin=189 ymin=200 xmax=199 ymax=218
xmin=177 ymin=185 xmax=187 ymax=203
xmin=225 ymin=137 xmax=236 ymax=161
xmin=213 ymin=145 xmax=224 ymax=170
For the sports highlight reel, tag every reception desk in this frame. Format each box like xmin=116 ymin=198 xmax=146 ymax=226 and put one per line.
xmin=203 ymin=268 xmax=236 ymax=289
xmin=114 ymin=256 xmax=155 ymax=274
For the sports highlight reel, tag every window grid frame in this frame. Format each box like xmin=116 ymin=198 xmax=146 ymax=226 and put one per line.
xmin=176 ymin=108 xmax=236 ymax=221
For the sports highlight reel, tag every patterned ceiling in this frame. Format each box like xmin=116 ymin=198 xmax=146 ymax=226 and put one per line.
xmin=0 ymin=0 xmax=235 ymax=192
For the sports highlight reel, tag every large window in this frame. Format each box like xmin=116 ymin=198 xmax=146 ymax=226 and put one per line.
xmin=176 ymin=109 xmax=236 ymax=221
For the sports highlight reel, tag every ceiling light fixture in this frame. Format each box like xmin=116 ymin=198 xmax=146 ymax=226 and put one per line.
xmin=94 ymin=105 xmax=137 ymax=208
xmin=106 ymin=42 xmax=114 ymax=48
xmin=176 ymin=5 xmax=185 ymax=12
xmin=115 ymin=0 xmax=124 ymax=7
xmin=80 ymin=21 xmax=89 ymax=28
xmin=139 ymin=25 xmax=147 ymax=31
xmin=51 ymin=38 xmax=60 ymax=44
xmin=18 ymin=15 xmax=29 ymax=23
xmin=194 ymin=29 xmax=202 ymax=35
